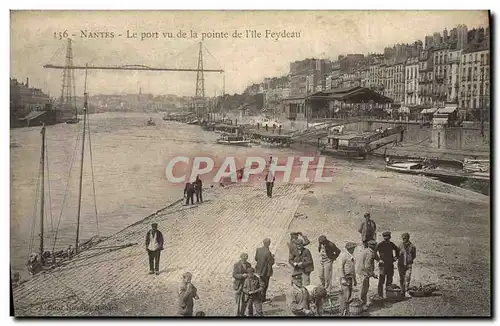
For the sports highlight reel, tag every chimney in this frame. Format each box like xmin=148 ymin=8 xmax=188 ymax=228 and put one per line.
xmin=26 ymin=77 xmax=29 ymax=88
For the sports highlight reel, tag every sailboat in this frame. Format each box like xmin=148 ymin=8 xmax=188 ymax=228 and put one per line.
xmin=27 ymin=67 xmax=103 ymax=276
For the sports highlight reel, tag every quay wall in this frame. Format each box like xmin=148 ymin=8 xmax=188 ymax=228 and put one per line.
xmin=332 ymin=119 xmax=489 ymax=152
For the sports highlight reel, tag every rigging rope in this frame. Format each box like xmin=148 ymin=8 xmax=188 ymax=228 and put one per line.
xmin=26 ymin=157 xmax=41 ymax=261
xmin=45 ymin=135 xmax=54 ymax=235
xmin=86 ymin=111 xmax=100 ymax=237
xmin=51 ymin=127 xmax=82 ymax=253
xmin=203 ymin=45 xmax=223 ymax=71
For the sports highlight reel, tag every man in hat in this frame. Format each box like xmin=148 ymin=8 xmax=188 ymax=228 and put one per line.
xmin=255 ymin=238 xmax=275 ymax=302
xmin=289 ymin=240 xmax=314 ymax=286
xmin=287 ymin=232 xmax=310 ymax=257
xmin=178 ymin=272 xmax=199 ymax=316
xmin=184 ymin=182 xmax=196 ymax=205
xmin=317 ymin=235 xmax=341 ymax=293
xmin=359 ymin=240 xmax=378 ymax=307
xmin=286 ymin=271 xmax=314 ymax=316
xmin=358 ymin=213 xmax=377 ymax=248
xmin=397 ymin=232 xmax=417 ymax=297
xmin=233 ymin=253 xmax=252 ymax=316
xmin=339 ymin=242 xmax=358 ymax=316
xmin=242 ymin=267 xmax=264 ymax=316
xmin=265 ymin=167 xmax=275 ymax=198
xmin=145 ymin=223 xmax=164 ymax=275
xmin=375 ymin=231 xmax=400 ymax=297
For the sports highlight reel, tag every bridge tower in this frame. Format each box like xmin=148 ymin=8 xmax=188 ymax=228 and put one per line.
xmin=59 ymin=38 xmax=77 ymax=119
xmin=193 ymin=42 xmax=206 ymax=118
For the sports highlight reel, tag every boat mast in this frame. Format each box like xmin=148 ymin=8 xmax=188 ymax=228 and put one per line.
xmin=75 ymin=64 xmax=88 ymax=254
xmin=39 ymin=124 xmax=46 ymax=260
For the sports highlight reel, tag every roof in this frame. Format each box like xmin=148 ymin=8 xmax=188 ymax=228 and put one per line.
xmin=283 ymin=86 xmax=392 ymax=104
xmin=437 ymin=105 xmax=457 ymax=114
xmin=19 ymin=110 xmax=47 ymax=121
xmin=420 ymin=107 xmax=438 ymax=114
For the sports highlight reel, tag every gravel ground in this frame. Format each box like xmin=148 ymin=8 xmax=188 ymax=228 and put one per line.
xmin=78 ymin=167 xmax=490 ymax=317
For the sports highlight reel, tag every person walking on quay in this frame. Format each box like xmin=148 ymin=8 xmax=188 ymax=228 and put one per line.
xmin=339 ymin=242 xmax=358 ymax=316
xmin=242 ymin=267 xmax=265 ymax=316
xmin=265 ymin=167 xmax=275 ymax=198
xmin=233 ymin=253 xmax=252 ymax=316
xmin=359 ymin=240 xmax=378 ymax=308
xmin=255 ymin=238 xmax=275 ymax=302
xmin=286 ymin=271 xmax=314 ymax=316
xmin=194 ymin=176 xmax=203 ymax=203
xmin=317 ymin=235 xmax=341 ymax=294
xmin=145 ymin=223 xmax=164 ymax=275
xmin=289 ymin=240 xmax=314 ymax=286
xmin=288 ymin=232 xmax=310 ymax=256
xmin=178 ymin=272 xmax=199 ymax=316
xmin=376 ymin=231 xmax=400 ymax=298
xmin=184 ymin=182 xmax=195 ymax=205
xmin=398 ymin=232 xmax=417 ymax=298
xmin=359 ymin=212 xmax=377 ymax=248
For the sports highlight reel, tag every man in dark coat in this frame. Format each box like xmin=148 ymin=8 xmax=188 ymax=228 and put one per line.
xmin=233 ymin=253 xmax=252 ymax=316
xmin=184 ymin=182 xmax=195 ymax=205
xmin=398 ymin=232 xmax=417 ymax=297
xmin=317 ymin=235 xmax=341 ymax=293
xmin=359 ymin=212 xmax=377 ymax=248
xmin=255 ymin=238 xmax=275 ymax=302
xmin=375 ymin=231 xmax=400 ymax=297
xmin=145 ymin=223 xmax=164 ymax=275
xmin=287 ymin=232 xmax=310 ymax=257
xmin=194 ymin=176 xmax=203 ymax=203
xmin=289 ymin=240 xmax=314 ymax=286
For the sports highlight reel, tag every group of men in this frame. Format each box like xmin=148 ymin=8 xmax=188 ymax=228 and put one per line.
xmin=143 ymin=199 xmax=417 ymax=317
xmin=358 ymin=213 xmax=418 ymax=308
xmin=183 ymin=175 xmax=203 ymax=205
xmin=232 ymin=238 xmax=275 ymax=316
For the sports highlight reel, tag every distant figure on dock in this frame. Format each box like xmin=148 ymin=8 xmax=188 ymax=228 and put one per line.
xmin=265 ymin=168 xmax=275 ymax=198
xmin=375 ymin=231 xmax=400 ymax=298
xmin=145 ymin=223 xmax=164 ymax=275
xmin=233 ymin=253 xmax=252 ymax=316
xmin=317 ymin=235 xmax=341 ymax=294
xmin=255 ymin=238 xmax=275 ymax=302
xmin=359 ymin=212 xmax=377 ymax=248
xmin=288 ymin=232 xmax=310 ymax=256
xmin=178 ymin=272 xmax=199 ymax=316
xmin=339 ymin=242 xmax=357 ymax=316
xmin=184 ymin=182 xmax=195 ymax=205
xmin=194 ymin=176 xmax=203 ymax=203
xmin=242 ymin=267 xmax=264 ymax=316
xmin=287 ymin=271 xmax=314 ymax=316
xmin=289 ymin=240 xmax=314 ymax=286
xmin=398 ymin=232 xmax=417 ymax=298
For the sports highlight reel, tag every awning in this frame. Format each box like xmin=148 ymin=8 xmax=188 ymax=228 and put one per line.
xmin=436 ymin=105 xmax=457 ymax=114
xmin=19 ymin=111 xmax=47 ymax=121
xmin=420 ymin=107 xmax=438 ymax=114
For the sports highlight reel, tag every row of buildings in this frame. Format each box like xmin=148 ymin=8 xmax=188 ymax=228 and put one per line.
xmin=250 ymin=25 xmax=490 ymax=121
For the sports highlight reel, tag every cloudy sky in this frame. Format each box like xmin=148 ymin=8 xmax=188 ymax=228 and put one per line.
xmin=10 ymin=10 xmax=488 ymax=98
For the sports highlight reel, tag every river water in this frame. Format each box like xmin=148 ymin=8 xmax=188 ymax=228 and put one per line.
xmin=9 ymin=112 xmax=485 ymax=279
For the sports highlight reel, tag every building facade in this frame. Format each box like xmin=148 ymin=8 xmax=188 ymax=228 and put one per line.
xmin=459 ymin=46 xmax=490 ymax=117
xmin=10 ymin=78 xmax=51 ymax=119
xmin=447 ymin=49 xmax=462 ymax=103
xmin=404 ymin=56 xmax=420 ymax=106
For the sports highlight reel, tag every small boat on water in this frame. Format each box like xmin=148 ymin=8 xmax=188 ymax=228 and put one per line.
xmin=186 ymin=119 xmax=199 ymax=125
xmin=216 ymin=134 xmax=251 ymax=147
xmin=66 ymin=117 xmax=80 ymax=124
xmin=147 ymin=118 xmax=156 ymax=126
xmin=385 ymin=162 xmax=430 ymax=175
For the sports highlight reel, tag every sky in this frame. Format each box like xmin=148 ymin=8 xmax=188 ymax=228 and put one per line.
xmin=10 ymin=10 xmax=489 ymax=98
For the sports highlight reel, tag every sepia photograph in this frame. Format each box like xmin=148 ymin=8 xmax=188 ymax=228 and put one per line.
xmin=9 ymin=10 xmax=491 ymax=317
